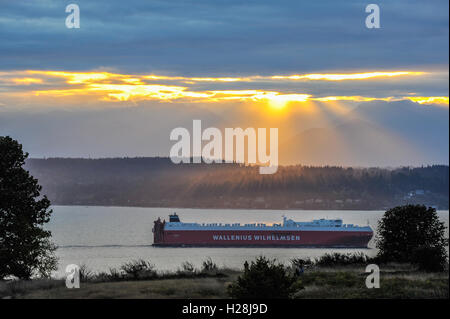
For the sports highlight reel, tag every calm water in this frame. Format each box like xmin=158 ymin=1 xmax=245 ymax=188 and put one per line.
xmin=48 ymin=206 xmax=449 ymax=277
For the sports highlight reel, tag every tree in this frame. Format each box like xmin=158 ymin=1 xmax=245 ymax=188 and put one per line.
xmin=376 ymin=205 xmax=447 ymax=271
xmin=0 ymin=136 xmax=57 ymax=279
xmin=227 ymin=256 xmax=302 ymax=298
xmin=411 ymin=245 xmax=448 ymax=272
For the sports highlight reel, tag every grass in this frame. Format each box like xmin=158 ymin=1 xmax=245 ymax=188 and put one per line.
xmin=292 ymin=263 xmax=448 ymax=299
xmin=13 ymin=277 xmax=234 ymax=299
xmin=295 ymin=273 xmax=448 ymax=299
xmin=0 ymin=258 xmax=448 ymax=299
xmin=0 ymin=269 xmax=239 ymax=299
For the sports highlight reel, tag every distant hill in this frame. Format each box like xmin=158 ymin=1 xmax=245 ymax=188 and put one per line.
xmin=3 ymin=101 xmax=447 ymax=166
xmin=25 ymin=158 xmax=449 ymax=210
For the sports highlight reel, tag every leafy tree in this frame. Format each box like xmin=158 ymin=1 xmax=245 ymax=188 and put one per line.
xmin=228 ymin=256 xmax=302 ymax=298
xmin=0 ymin=136 xmax=57 ymax=279
xmin=376 ymin=205 xmax=447 ymax=271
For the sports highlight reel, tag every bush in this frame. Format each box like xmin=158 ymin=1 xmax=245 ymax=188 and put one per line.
xmin=202 ymin=257 xmax=218 ymax=272
xmin=291 ymin=257 xmax=314 ymax=269
xmin=314 ymin=252 xmax=372 ymax=267
xmin=228 ymin=256 xmax=302 ymax=299
xmin=120 ymin=259 xmax=156 ymax=280
xmin=179 ymin=261 xmax=196 ymax=274
xmin=376 ymin=205 xmax=448 ymax=271
xmin=107 ymin=267 xmax=123 ymax=281
xmin=79 ymin=264 xmax=94 ymax=282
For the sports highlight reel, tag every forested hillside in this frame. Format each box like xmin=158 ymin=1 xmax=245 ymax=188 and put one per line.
xmin=25 ymin=158 xmax=449 ymax=210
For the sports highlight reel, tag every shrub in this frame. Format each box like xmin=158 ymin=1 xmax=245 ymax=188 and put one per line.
xmin=227 ymin=256 xmax=302 ymax=299
xmin=120 ymin=259 xmax=156 ymax=280
xmin=314 ymin=252 xmax=372 ymax=267
xmin=180 ymin=261 xmax=195 ymax=274
xmin=107 ymin=267 xmax=123 ymax=281
xmin=92 ymin=271 xmax=111 ymax=282
xmin=202 ymin=257 xmax=218 ymax=272
xmin=79 ymin=264 xmax=94 ymax=282
xmin=291 ymin=257 xmax=314 ymax=269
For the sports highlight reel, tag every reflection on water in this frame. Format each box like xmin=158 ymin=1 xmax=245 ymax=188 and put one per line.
xmin=48 ymin=206 xmax=449 ymax=277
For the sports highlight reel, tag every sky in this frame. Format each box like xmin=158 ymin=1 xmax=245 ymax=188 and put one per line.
xmin=0 ymin=0 xmax=448 ymax=165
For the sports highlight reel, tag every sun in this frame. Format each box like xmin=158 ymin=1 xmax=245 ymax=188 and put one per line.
xmin=268 ymin=96 xmax=289 ymax=110
xmin=266 ymin=94 xmax=311 ymax=110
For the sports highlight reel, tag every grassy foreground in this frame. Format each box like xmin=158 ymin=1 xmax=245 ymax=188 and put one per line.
xmin=1 ymin=263 xmax=447 ymax=299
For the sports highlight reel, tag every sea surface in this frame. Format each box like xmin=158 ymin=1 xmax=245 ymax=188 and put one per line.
xmin=48 ymin=206 xmax=449 ymax=277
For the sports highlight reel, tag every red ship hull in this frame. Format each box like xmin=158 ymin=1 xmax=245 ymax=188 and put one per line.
xmin=154 ymin=229 xmax=373 ymax=248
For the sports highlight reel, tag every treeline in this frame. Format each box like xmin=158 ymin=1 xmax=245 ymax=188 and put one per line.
xmin=25 ymin=158 xmax=449 ymax=209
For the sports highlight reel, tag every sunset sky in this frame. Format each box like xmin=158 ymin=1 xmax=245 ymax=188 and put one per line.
xmin=0 ymin=0 xmax=448 ymax=165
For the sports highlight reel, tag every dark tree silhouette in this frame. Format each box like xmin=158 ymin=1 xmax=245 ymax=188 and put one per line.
xmin=376 ymin=205 xmax=448 ymax=271
xmin=0 ymin=136 xmax=57 ymax=279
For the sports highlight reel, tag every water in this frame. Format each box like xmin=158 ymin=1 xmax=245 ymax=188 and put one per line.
xmin=48 ymin=206 xmax=449 ymax=277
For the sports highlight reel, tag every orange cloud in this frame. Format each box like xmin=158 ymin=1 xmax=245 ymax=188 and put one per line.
xmin=406 ymin=96 xmax=449 ymax=106
xmin=11 ymin=77 xmax=43 ymax=85
xmin=271 ymin=71 xmax=425 ymax=81
xmin=0 ymin=69 xmax=447 ymax=109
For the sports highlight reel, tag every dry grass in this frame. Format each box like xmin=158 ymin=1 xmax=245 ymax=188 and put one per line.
xmin=1 ymin=264 xmax=447 ymax=299
xmin=292 ymin=264 xmax=448 ymax=299
xmin=16 ymin=278 xmax=231 ymax=299
xmin=1 ymin=270 xmax=239 ymax=299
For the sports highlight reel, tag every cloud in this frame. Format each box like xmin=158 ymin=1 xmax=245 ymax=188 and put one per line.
xmin=0 ymin=0 xmax=448 ymax=74
xmin=0 ymin=1 xmax=447 ymax=166
xmin=0 ymin=69 xmax=447 ymax=108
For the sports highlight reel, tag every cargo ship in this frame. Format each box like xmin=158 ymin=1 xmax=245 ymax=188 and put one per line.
xmin=153 ymin=213 xmax=373 ymax=248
